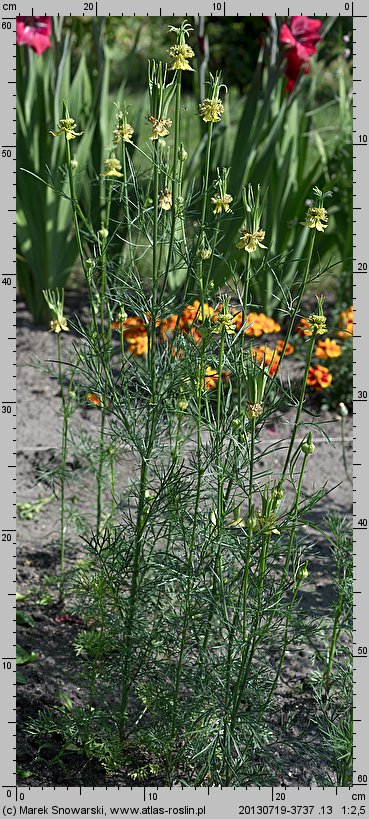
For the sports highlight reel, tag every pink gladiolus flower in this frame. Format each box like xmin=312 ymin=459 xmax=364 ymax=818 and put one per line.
xmin=284 ymin=47 xmax=310 ymax=93
xmin=280 ymin=16 xmax=322 ymax=61
xmin=16 ymin=16 xmax=52 ymax=55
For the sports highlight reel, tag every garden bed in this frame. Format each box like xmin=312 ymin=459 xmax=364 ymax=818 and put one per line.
xmin=17 ymin=294 xmax=352 ymax=786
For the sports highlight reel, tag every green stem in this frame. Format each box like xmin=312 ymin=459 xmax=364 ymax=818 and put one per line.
xmin=204 ymin=222 xmax=220 ymax=294
xmin=324 ymin=584 xmax=345 ymax=692
xmin=241 ymin=254 xmax=251 ymax=339
xmin=96 ymin=406 xmax=106 ymax=535
xmin=100 ymin=185 xmax=112 ymax=339
xmin=152 ymin=142 xmax=160 ymax=306
xmin=340 ymin=415 xmax=351 ymax=482
xmin=65 ymin=137 xmax=99 ymax=340
xmin=95 ymin=185 xmax=112 ymax=536
xmin=57 ymin=333 xmax=67 ymax=603
xmin=231 ymin=533 xmax=272 ymax=733
xmin=262 ymin=452 xmax=310 ymax=711
xmin=110 ymin=448 xmax=116 ymax=520
xmin=283 ymin=449 xmax=309 ymax=577
xmin=200 ymin=123 xmax=213 ymax=230
xmin=65 ymin=138 xmax=89 ymax=281
xmin=190 ymin=123 xmax=214 ymax=321
xmin=168 ymin=354 xmax=204 ymax=779
xmin=162 ymin=75 xmax=181 ymax=293
xmin=242 ymin=417 xmax=256 ymax=641
xmin=201 ymin=330 xmax=229 ymax=659
xmin=338 ymin=714 xmax=353 ymax=786
xmin=119 ymin=457 xmax=148 ymax=742
xmin=269 ymin=230 xmax=316 ymax=386
xmin=121 ymin=141 xmax=133 ymax=258
xmin=281 ymin=331 xmax=317 ymax=480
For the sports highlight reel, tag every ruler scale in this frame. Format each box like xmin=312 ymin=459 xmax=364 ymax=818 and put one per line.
xmin=1 ymin=1 xmax=368 ymax=813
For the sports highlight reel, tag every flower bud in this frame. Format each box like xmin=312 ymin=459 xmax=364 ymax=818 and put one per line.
xmin=86 ymin=258 xmax=94 ymax=284
xmin=177 ymin=398 xmax=189 ymax=413
xmin=70 ymin=159 xmax=78 ymax=170
xmin=273 ymin=485 xmax=284 ymax=503
xmin=118 ymin=306 xmax=127 ymax=324
xmin=98 ymin=227 xmax=109 ymax=241
xmin=301 ymin=432 xmax=315 ymax=456
xmin=339 ymin=402 xmax=348 ymax=418
xmin=232 ymin=418 xmax=242 ymax=433
xmin=298 ymin=563 xmax=309 ymax=582
xmin=248 ymin=513 xmax=257 ymax=531
xmin=178 ymin=145 xmax=188 ymax=162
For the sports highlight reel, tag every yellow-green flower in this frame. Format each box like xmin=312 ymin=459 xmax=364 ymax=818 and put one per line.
xmin=50 ymin=117 xmax=83 ymax=141
xmin=101 ymin=158 xmax=123 ymax=178
xmin=254 ymin=509 xmax=280 ymax=535
xmin=148 ymin=115 xmax=172 ymax=140
xmin=197 ymin=247 xmax=212 ymax=260
xmin=211 ymin=193 xmax=233 ymax=215
xmin=211 ymin=311 xmax=237 ymax=335
xmin=158 ymin=189 xmax=172 ymax=211
xmin=307 ymin=312 xmax=327 ymax=335
xmin=245 ymin=401 xmax=263 ymax=420
xmin=199 ymin=98 xmax=224 ymax=123
xmin=169 ymin=43 xmax=195 ymax=71
xmin=237 ymin=228 xmax=267 ymax=253
xmin=113 ymin=122 xmax=134 ymax=144
xmin=50 ymin=317 xmax=69 ymax=334
xmin=43 ymin=288 xmax=69 ymax=334
xmin=303 ymin=206 xmax=328 ymax=232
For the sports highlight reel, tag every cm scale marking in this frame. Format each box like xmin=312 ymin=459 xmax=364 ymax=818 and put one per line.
xmin=1 ymin=0 xmax=368 ymax=812
xmin=0 ymin=784 xmax=367 ymax=814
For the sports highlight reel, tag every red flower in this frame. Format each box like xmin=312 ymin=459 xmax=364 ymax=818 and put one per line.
xmin=284 ymin=48 xmax=310 ymax=93
xmin=280 ymin=16 xmax=322 ymax=61
xmin=16 ymin=16 xmax=52 ymax=55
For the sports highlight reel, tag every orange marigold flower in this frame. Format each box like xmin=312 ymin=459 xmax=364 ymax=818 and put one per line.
xmin=307 ymin=365 xmax=333 ymax=390
xmin=337 ymin=306 xmax=353 ymax=340
xmin=244 ymin=312 xmax=265 ymax=337
xmin=232 ymin=309 xmax=243 ymax=332
xmin=111 ymin=315 xmax=147 ymax=335
xmin=268 ymin=360 xmax=279 ymax=377
xmin=340 ymin=305 xmax=353 ymax=324
xmin=159 ymin=314 xmax=178 ymax=341
xmin=179 ymin=300 xmax=214 ymax=331
xmin=252 ymin=345 xmax=280 ymax=376
xmin=260 ymin=314 xmax=281 ymax=334
xmin=203 ymin=367 xmax=219 ymax=390
xmin=232 ymin=310 xmax=281 ymax=337
xmin=296 ymin=317 xmax=313 ymax=337
xmin=315 ymin=338 xmax=342 ymax=359
xmin=87 ymin=393 xmax=101 ymax=407
xmin=127 ymin=332 xmax=148 ymax=357
xmin=276 ymin=340 xmax=295 ymax=355
xmin=337 ymin=323 xmax=353 ymax=340
xmin=201 ymin=367 xmax=230 ymax=390
xmin=188 ymin=325 xmax=202 ymax=344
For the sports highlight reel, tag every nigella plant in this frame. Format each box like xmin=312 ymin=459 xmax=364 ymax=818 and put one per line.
xmin=26 ymin=20 xmax=351 ymax=788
